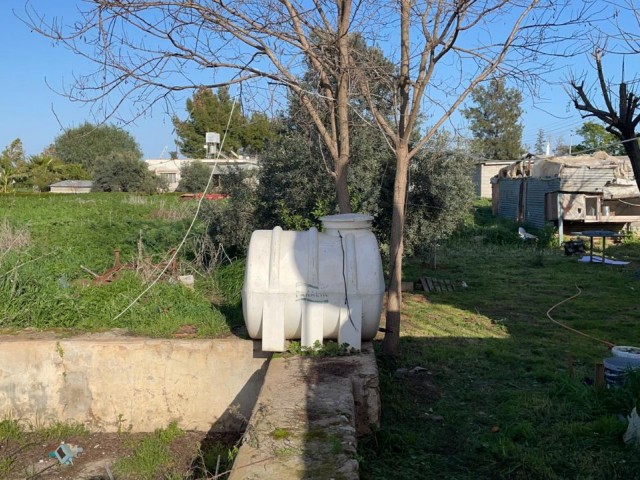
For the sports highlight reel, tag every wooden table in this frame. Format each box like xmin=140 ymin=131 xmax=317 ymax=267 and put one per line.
xmin=574 ymin=230 xmax=624 ymax=264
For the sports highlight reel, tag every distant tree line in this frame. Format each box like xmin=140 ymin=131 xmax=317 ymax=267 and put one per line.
xmin=0 ymin=123 xmax=165 ymax=193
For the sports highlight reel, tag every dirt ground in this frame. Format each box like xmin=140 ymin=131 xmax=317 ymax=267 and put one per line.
xmin=2 ymin=430 xmax=239 ymax=479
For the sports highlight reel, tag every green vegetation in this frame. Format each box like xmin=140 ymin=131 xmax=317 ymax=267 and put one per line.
xmin=271 ymin=427 xmax=292 ymax=440
xmin=113 ymin=422 xmax=184 ymax=480
xmin=286 ymin=340 xmax=357 ymax=357
xmin=192 ymin=437 xmax=239 ymax=479
xmin=0 ymin=417 xmax=89 ymax=478
xmin=173 ymin=86 xmax=276 ymax=157
xmin=91 ymin=151 xmax=164 ymax=193
xmin=463 ymin=78 xmax=524 ymax=160
xmin=177 ymin=160 xmax=214 ymax=193
xmin=52 ymin=122 xmax=143 ymax=171
xmin=360 ymin=202 xmax=640 ymax=479
xmin=0 ymin=193 xmax=238 ymax=335
xmin=0 ymin=124 xmax=166 ymax=195
xmin=574 ymin=121 xmax=625 ymax=155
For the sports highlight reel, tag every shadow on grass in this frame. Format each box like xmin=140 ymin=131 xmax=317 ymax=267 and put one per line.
xmin=360 ymin=242 xmax=640 ymax=479
xmin=361 ymin=333 xmax=640 ymax=480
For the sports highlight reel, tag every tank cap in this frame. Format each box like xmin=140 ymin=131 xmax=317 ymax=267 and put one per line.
xmin=320 ymin=213 xmax=373 ymax=231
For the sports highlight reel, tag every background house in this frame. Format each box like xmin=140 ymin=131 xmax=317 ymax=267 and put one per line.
xmin=472 ymin=159 xmax=514 ymax=198
xmin=146 ymin=156 xmax=259 ymax=192
xmin=492 ymin=152 xmax=640 ymax=237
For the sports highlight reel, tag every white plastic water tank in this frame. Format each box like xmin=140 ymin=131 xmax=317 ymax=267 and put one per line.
xmin=242 ymin=214 xmax=385 ymax=352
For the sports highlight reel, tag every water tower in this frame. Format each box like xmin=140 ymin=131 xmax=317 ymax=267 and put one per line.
xmin=205 ymin=132 xmax=220 ymax=158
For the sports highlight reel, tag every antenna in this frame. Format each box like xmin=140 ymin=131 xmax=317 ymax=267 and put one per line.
xmin=159 ymin=146 xmax=169 ymax=159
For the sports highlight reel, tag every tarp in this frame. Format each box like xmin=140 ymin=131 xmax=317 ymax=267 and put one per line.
xmin=529 ymin=152 xmax=633 ymax=180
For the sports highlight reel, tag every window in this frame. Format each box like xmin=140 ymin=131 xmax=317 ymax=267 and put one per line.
xmin=160 ymin=173 xmax=177 ymax=183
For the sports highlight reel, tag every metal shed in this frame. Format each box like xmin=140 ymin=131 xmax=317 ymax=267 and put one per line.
xmin=492 ymin=152 xmax=640 ymax=234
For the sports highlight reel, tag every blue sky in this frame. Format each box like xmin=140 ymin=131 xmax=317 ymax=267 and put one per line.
xmin=1 ymin=1 xmax=180 ymax=159
xmin=0 ymin=1 xmax=632 ymax=159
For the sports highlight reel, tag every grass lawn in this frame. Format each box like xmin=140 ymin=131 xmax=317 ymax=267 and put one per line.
xmin=5 ymin=194 xmax=640 ymax=478
xmin=360 ymin=206 xmax=640 ymax=479
xmin=0 ymin=192 xmax=239 ymax=336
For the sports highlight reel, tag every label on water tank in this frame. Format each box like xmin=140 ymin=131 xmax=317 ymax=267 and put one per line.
xmin=295 ymin=282 xmax=329 ymax=303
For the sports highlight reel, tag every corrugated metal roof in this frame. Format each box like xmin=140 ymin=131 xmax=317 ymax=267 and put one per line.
xmin=559 ymin=166 xmax=616 ymax=192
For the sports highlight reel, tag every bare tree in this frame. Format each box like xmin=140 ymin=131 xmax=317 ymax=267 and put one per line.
xmin=356 ymin=0 xmax=594 ymax=355
xmin=23 ymin=0 xmax=370 ymax=212
xmin=607 ymin=0 xmax=640 ymax=54
xmin=568 ymin=51 xmax=640 ymax=190
xmin=24 ymin=0 xmax=594 ymax=355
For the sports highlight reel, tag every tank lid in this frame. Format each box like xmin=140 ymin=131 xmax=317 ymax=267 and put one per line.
xmin=320 ymin=213 xmax=373 ymax=231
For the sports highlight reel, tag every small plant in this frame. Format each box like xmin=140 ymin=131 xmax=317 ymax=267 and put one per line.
xmin=287 ymin=340 xmax=358 ymax=357
xmin=38 ymin=420 xmax=89 ymax=439
xmin=113 ymin=421 xmax=185 ymax=480
xmin=0 ymin=418 xmax=22 ymax=441
xmin=116 ymin=413 xmax=131 ymax=435
xmin=328 ymin=434 xmax=342 ymax=454
xmin=271 ymin=427 xmax=291 ymax=440
xmin=193 ymin=441 xmax=240 ymax=479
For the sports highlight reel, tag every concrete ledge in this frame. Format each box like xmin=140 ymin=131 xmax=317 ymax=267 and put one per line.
xmin=230 ymin=343 xmax=380 ymax=480
xmin=0 ymin=332 xmax=269 ymax=432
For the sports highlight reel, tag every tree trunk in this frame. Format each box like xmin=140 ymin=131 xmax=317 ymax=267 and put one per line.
xmin=381 ymin=144 xmax=410 ymax=356
xmin=621 ymin=133 xmax=640 ymax=192
xmin=334 ymin=157 xmax=352 ymax=213
xmin=334 ymin=0 xmax=352 ymax=215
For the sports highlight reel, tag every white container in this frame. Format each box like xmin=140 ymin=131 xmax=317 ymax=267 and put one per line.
xmin=603 ymin=356 xmax=640 ymax=388
xmin=612 ymin=346 xmax=640 ymax=361
xmin=242 ymin=214 xmax=385 ymax=352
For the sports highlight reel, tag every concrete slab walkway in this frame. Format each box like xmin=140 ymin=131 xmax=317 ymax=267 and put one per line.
xmin=229 ymin=343 xmax=380 ymax=480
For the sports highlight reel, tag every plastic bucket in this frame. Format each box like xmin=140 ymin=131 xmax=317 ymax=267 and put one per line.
xmin=611 ymin=346 xmax=640 ymax=361
xmin=603 ymin=356 xmax=640 ymax=388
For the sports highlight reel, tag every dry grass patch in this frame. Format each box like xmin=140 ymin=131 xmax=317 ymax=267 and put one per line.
xmin=0 ymin=219 xmax=31 ymax=254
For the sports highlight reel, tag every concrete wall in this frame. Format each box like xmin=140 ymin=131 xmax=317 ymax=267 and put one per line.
xmin=50 ymin=187 xmax=92 ymax=194
xmin=0 ymin=332 xmax=269 ymax=432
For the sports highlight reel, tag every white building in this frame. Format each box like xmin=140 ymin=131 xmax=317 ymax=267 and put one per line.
xmin=146 ymin=156 xmax=260 ymax=192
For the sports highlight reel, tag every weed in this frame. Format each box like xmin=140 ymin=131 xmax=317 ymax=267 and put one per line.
xmin=0 ymin=193 xmax=232 ymax=336
xmin=0 ymin=418 xmax=22 ymax=441
xmin=287 ymin=340 xmax=357 ymax=357
xmin=328 ymin=434 xmax=342 ymax=454
xmin=271 ymin=427 xmax=291 ymax=440
xmin=0 ymin=218 xmax=31 ymax=254
xmin=193 ymin=441 xmax=239 ymax=478
xmin=113 ymin=421 xmax=184 ymax=480
xmin=122 ymin=195 xmax=148 ymax=205
xmin=37 ymin=420 xmax=89 ymax=439
xmin=116 ymin=413 xmax=131 ymax=435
